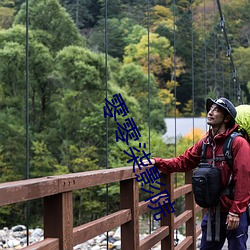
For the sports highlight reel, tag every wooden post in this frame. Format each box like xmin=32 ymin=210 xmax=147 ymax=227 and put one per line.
xmin=44 ymin=192 xmax=73 ymax=250
xmin=161 ymin=173 xmax=174 ymax=250
xmin=185 ymin=171 xmax=196 ymax=250
xmin=120 ymin=178 xmax=139 ymax=250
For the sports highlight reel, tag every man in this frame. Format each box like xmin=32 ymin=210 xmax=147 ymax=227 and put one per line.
xmin=143 ymin=97 xmax=250 ymax=250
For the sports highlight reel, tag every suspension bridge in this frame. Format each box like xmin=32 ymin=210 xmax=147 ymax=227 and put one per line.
xmin=0 ymin=0 xmax=249 ymax=249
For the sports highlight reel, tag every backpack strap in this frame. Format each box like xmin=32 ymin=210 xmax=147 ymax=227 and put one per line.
xmin=222 ymin=132 xmax=242 ymax=200
xmin=200 ymin=142 xmax=208 ymax=163
xmin=223 ymin=132 xmax=242 ymax=169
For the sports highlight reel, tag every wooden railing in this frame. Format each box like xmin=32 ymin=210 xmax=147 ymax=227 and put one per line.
xmin=0 ymin=165 xmax=204 ymax=250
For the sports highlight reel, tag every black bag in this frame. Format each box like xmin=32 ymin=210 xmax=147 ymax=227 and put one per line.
xmin=192 ymin=162 xmax=221 ymax=208
xmin=192 ymin=132 xmax=242 ymax=208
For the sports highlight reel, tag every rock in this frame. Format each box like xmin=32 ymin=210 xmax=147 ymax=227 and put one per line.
xmin=0 ymin=230 xmax=7 ymax=238
xmin=113 ymin=240 xmax=121 ymax=249
xmin=95 ymin=234 xmax=106 ymax=243
xmin=107 ymin=231 xmax=114 ymax=237
xmin=12 ymin=231 xmax=25 ymax=238
xmin=87 ymin=238 xmax=94 ymax=245
xmin=113 ymin=227 xmax=120 ymax=240
xmin=30 ymin=228 xmax=43 ymax=238
xmin=0 ymin=224 xmax=188 ymax=250
xmin=108 ymin=236 xmax=116 ymax=243
xmin=20 ymin=237 xmax=27 ymax=245
xmin=100 ymin=240 xmax=108 ymax=246
xmin=7 ymin=239 xmax=20 ymax=247
xmin=11 ymin=226 xmax=26 ymax=232
xmin=73 ymin=243 xmax=87 ymax=249
xmin=91 ymin=245 xmax=101 ymax=250
xmin=14 ymin=245 xmax=23 ymax=249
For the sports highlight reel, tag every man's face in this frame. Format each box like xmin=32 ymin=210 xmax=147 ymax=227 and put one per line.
xmin=207 ymin=104 xmax=226 ymax=127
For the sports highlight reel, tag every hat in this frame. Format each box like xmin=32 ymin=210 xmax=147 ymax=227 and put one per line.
xmin=206 ymin=97 xmax=237 ymax=119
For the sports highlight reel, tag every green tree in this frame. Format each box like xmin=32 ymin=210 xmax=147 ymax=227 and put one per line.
xmin=30 ymin=141 xmax=57 ymax=177
xmin=234 ymin=46 xmax=250 ymax=102
xmin=116 ymin=63 xmax=165 ymax=132
xmin=0 ymin=25 xmax=56 ymax=132
xmin=86 ymin=17 xmax=139 ymax=60
xmin=51 ymin=46 xmax=141 ymax=166
xmin=61 ymin=0 xmax=101 ymax=29
xmin=0 ymin=6 xmax=15 ymax=29
xmin=14 ymin=0 xmax=84 ymax=52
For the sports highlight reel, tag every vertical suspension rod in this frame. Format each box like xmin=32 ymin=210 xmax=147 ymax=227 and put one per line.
xmin=216 ymin=0 xmax=241 ymax=103
xmin=104 ymin=0 xmax=109 ymax=248
xmin=25 ymin=0 xmax=30 ymax=245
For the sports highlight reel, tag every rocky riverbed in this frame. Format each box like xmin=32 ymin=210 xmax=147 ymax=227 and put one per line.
xmin=0 ymin=225 xmax=189 ymax=249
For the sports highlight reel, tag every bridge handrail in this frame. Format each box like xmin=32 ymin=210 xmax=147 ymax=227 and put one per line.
xmin=0 ymin=165 xmax=203 ymax=250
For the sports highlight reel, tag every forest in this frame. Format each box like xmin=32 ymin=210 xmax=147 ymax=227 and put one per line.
xmin=0 ymin=0 xmax=249 ymax=227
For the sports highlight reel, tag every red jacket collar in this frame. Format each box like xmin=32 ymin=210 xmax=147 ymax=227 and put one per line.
xmin=206 ymin=124 xmax=239 ymax=143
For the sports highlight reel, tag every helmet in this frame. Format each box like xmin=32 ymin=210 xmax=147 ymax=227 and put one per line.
xmin=206 ymin=97 xmax=237 ymax=120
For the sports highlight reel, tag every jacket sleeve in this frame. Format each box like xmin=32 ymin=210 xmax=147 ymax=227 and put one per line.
xmin=229 ymin=136 xmax=250 ymax=215
xmin=154 ymin=140 xmax=203 ymax=174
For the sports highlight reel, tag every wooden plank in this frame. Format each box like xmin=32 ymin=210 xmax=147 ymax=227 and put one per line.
xmin=175 ymin=236 xmax=193 ymax=250
xmin=44 ymin=192 xmax=73 ymax=250
xmin=0 ymin=177 xmax=59 ymax=206
xmin=196 ymin=225 xmax=202 ymax=237
xmin=140 ymin=226 xmax=169 ymax=250
xmin=161 ymin=173 xmax=175 ymax=250
xmin=120 ymin=178 xmax=139 ymax=250
xmin=139 ymin=189 xmax=190 ymax=216
xmin=73 ymin=209 xmax=131 ymax=245
xmin=0 ymin=165 xmax=152 ymax=206
xmin=139 ymin=199 xmax=150 ymax=215
xmin=185 ymin=172 xmax=196 ymax=250
xmin=139 ymin=197 xmax=160 ymax=216
xmin=174 ymin=210 xmax=192 ymax=229
xmin=174 ymin=184 xmax=192 ymax=199
xmin=57 ymin=165 xmax=152 ymax=192
xmin=22 ymin=238 xmax=59 ymax=250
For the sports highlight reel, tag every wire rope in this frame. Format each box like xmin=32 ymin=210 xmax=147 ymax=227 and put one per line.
xmin=173 ymin=1 xmax=177 ymax=159
xmin=191 ymin=0 xmax=195 ymax=145
xmin=213 ymin=0 xmax=217 ymax=95
xmin=218 ymin=31 xmax=225 ymax=96
xmin=215 ymin=0 xmax=242 ymax=104
xmin=147 ymin=0 xmax=151 ymax=170
xmin=76 ymin=0 xmax=79 ymax=27
xmin=203 ymin=0 xmax=207 ymax=98
xmin=25 ymin=0 xmax=30 ymax=245
xmin=147 ymin=0 xmax=152 ymax=235
xmin=104 ymin=0 xmax=109 ymax=248
xmin=172 ymin=0 xmax=179 ymax=246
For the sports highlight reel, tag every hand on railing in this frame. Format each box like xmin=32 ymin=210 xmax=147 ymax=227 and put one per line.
xmin=140 ymin=159 xmax=155 ymax=166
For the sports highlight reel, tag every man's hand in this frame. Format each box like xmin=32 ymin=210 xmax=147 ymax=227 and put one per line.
xmin=141 ymin=159 xmax=155 ymax=166
xmin=226 ymin=213 xmax=240 ymax=230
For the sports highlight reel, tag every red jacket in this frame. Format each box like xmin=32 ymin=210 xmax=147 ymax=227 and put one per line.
xmin=154 ymin=124 xmax=250 ymax=216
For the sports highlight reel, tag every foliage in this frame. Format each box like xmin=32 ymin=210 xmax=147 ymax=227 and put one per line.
xmin=234 ymin=46 xmax=250 ymax=102
xmin=14 ymin=0 xmax=84 ymax=52
xmin=149 ymin=5 xmax=174 ymax=32
xmin=115 ymin=63 xmax=166 ymax=131
xmin=61 ymin=0 xmax=101 ymax=29
xmin=0 ymin=0 xmax=249 ymax=228
xmin=0 ymin=7 xmax=15 ymax=29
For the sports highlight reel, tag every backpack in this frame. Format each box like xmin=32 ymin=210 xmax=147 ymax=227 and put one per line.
xmin=192 ymin=131 xmax=241 ymax=208
xmin=235 ymin=105 xmax=250 ymax=142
